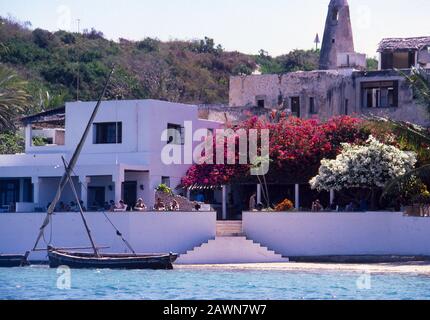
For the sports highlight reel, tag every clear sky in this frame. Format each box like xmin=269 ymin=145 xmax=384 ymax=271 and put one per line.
xmin=1 ymin=0 xmax=429 ymax=57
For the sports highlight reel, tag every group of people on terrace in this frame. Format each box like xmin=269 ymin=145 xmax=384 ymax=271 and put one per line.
xmin=53 ymin=198 xmax=183 ymax=213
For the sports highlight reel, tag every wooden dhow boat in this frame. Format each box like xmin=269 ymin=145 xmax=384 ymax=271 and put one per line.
xmin=0 ymin=252 xmax=30 ymax=268
xmin=48 ymin=247 xmax=177 ymax=270
xmin=31 ymin=66 xmax=178 ymax=270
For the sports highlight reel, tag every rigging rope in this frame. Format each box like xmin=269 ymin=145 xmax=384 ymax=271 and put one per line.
xmin=68 ymin=164 xmax=137 ymax=255
xmin=41 ymin=214 xmax=53 ymax=246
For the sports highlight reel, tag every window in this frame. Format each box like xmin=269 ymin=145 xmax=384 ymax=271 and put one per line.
xmin=381 ymin=51 xmax=416 ymax=69
xmin=345 ymin=99 xmax=349 ymax=115
xmin=332 ymin=8 xmax=339 ymax=22
xmin=167 ymin=123 xmax=184 ymax=145
xmin=309 ymin=97 xmax=317 ymax=114
xmin=255 ymin=95 xmax=266 ymax=108
xmin=332 ymin=39 xmax=336 ymax=44
xmin=161 ymin=176 xmax=170 ymax=187
xmin=93 ymin=122 xmax=122 ymax=144
xmin=361 ymin=81 xmax=399 ymax=108
xmin=0 ymin=180 xmax=19 ymax=206
xmin=291 ymin=97 xmax=300 ymax=118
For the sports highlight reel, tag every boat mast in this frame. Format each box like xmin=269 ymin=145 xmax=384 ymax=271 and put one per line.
xmin=61 ymin=156 xmax=99 ymax=257
xmin=32 ymin=66 xmax=115 ymax=251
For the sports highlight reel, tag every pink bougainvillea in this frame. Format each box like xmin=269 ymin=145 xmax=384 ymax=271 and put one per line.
xmin=181 ymin=115 xmax=367 ymax=188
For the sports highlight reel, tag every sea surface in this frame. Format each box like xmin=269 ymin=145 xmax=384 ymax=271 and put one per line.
xmin=0 ymin=265 xmax=429 ymax=300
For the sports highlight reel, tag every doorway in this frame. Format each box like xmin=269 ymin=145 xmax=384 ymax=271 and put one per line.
xmin=291 ymin=97 xmax=301 ymax=118
xmin=123 ymin=181 xmax=137 ymax=211
xmin=88 ymin=187 xmax=105 ymax=210
xmin=0 ymin=179 xmax=20 ymax=207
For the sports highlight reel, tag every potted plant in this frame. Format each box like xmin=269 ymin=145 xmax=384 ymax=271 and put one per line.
xmin=274 ymin=198 xmax=294 ymax=212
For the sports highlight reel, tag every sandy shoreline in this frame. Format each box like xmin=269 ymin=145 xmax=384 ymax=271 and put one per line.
xmin=175 ymin=262 xmax=430 ymax=275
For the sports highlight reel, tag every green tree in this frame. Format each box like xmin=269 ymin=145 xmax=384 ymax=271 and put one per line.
xmin=0 ymin=65 xmax=29 ymax=132
xmin=0 ymin=132 xmax=24 ymax=154
xmin=366 ymin=57 xmax=379 ymax=71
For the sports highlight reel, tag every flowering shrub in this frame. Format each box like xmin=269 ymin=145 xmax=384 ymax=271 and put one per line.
xmin=310 ymin=136 xmax=417 ymax=192
xmin=274 ymin=198 xmax=294 ymax=212
xmin=181 ymin=115 xmax=367 ymax=188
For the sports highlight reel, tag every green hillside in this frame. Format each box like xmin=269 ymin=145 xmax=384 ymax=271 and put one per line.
xmin=0 ymin=17 xmax=331 ymax=113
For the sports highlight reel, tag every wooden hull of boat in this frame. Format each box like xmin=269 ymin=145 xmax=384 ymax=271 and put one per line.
xmin=0 ymin=255 xmax=29 ymax=268
xmin=48 ymin=249 xmax=178 ymax=270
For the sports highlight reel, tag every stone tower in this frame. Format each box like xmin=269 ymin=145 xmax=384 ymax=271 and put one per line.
xmin=319 ymin=0 xmax=355 ymax=70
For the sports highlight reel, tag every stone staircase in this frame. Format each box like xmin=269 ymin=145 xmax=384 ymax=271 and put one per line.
xmin=216 ymin=221 xmax=244 ymax=237
xmin=176 ymin=221 xmax=289 ymax=265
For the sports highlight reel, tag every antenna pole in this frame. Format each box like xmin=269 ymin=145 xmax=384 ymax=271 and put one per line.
xmin=77 ymin=19 xmax=80 ymax=101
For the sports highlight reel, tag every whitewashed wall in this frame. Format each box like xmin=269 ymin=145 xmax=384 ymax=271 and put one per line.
xmin=243 ymin=212 xmax=430 ymax=257
xmin=0 ymin=212 xmax=216 ymax=261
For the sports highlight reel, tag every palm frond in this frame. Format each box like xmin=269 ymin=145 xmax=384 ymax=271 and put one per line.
xmin=0 ymin=65 xmax=29 ymax=131
xmin=364 ymin=115 xmax=430 ymax=149
xmin=399 ymin=67 xmax=430 ymax=111
xmin=381 ymin=164 xmax=430 ymax=200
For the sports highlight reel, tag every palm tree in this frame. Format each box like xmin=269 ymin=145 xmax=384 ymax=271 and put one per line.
xmin=0 ymin=65 xmax=29 ymax=132
xmin=402 ymin=67 xmax=430 ymax=113
xmin=368 ymin=117 xmax=430 ymax=197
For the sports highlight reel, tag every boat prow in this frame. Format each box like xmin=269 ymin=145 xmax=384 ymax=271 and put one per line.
xmin=48 ymin=248 xmax=178 ymax=270
xmin=0 ymin=252 xmax=30 ymax=268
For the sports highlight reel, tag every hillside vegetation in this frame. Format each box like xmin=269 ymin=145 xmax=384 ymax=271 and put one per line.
xmin=0 ymin=17 xmax=331 ymax=113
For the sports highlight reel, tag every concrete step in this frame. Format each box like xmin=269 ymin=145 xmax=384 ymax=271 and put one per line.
xmin=176 ymin=236 xmax=289 ymax=265
xmin=216 ymin=221 xmax=243 ymax=237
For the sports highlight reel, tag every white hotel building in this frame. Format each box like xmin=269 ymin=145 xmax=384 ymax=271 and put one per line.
xmin=0 ymin=100 xmax=221 ymax=212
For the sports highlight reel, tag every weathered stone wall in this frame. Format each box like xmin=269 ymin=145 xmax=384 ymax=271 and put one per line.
xmin=353 ymin=70 xmax=430 ymax=126
xmin=418 ymin=48 xmax=430 ymax=67
xmin=228 ymin=71 xmax=355 ymax=121
xmin=228 ymin=69 xmax=429 ymax=126
xmin=198 ymin=104 xmax=272 ymax=123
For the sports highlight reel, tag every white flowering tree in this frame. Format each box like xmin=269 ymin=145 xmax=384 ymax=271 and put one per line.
xmin=310 ymin=136 xmax=417 ymax=193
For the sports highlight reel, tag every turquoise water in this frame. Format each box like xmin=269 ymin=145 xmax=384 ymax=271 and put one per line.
xmin=0 ymin=265 xmax=429 ymax=300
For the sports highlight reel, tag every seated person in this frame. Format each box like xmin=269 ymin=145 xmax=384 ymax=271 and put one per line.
xmin=114 ymin=200 xmax=128 ymax=212
xmin=108 ymin=200 xmax=116 ymax=212
xmin=98 ymin=201 xmax=110 ymax=211
xmin=345 ymin=201 xmax=355 ymax=212
xmin=154 ymin=198 xmax=166 ymax=211
xmin=78 ymin=200 xmax=87 ymax=212
xmin=170 ymin=199 xmax=179 ymax=211
xmin=193 ymin=202 xmax=201 ymax=211
xmin=58 ymin=201 xmax=69 ymax=212
xmin=255 ymin=202 xmax=264 ymax=211
xmin=70 ymin=201 xmax=79 ymax=212
xmin=134 ymin=198 xmax=147 ymax=212
xmin=312 ymin=199 xmax=323 ymax=212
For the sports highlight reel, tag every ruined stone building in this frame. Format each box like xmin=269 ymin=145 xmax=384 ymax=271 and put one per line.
xmin=225 ymin=0 xmax=430 ymax=126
